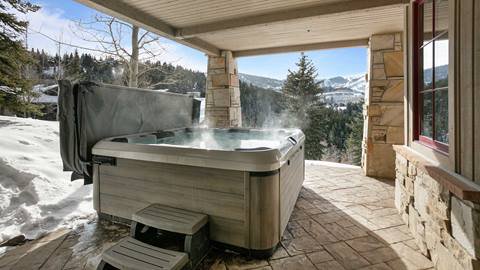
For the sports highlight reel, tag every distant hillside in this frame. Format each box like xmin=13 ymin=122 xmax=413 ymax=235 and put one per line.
xmin=319 ymin=74 xmax=366 ymax=93
xmin=423 ymin=65 xmax=448 ymax=84
xmin=239 ymin=73 xmax=284 ymax=91
xmin=239 ymin=73 xmax=366 ymax=93
xmin=238 ymin=72 xmax=367 ymax=105
xmin=318 ymin=74 xmax=365 ymax=105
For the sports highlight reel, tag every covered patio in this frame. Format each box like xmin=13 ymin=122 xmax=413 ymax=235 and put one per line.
xmin=71 ymin=0 xmax=408 ymax=181
xmin=0 ymin=162 xmax=432 ymax=270
xmin=5 ymin=0 xmax=479 ymax=268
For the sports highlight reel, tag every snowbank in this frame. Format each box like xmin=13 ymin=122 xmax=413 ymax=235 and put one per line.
xmin=0 ymin=116 xmax=94 ymax=244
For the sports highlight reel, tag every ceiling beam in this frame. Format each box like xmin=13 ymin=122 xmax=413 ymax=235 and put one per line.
xmin=75 ymin=0 xmax=220 ymax=56
xmin=232 ymin=39 xmax=369 ymax=58
xmin=176 ymin=0 xmax=409 ymax=38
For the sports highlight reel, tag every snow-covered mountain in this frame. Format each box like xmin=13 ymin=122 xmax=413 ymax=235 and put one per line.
xmin=238 ymin=73 xmax=284 ymax=91
xmin=239 ymin=73 xmax=366 ymax=93
xmin=318 ymin=74 xmax=366 ymax=104
xmin=319 ymin=74 xmax=366 ymax=93
xmin=238 ymin=73 xmax=367 ymax=105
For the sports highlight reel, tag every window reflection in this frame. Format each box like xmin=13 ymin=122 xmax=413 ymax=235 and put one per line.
xmin=418 ymin=0 xmax=449 ymax=148
xmin=421 ymin=92 xmax=433 ymax=138
xmin=435 ymin=0 xmax=449 ymax=36
xmin=434 ymin=90 xmax=448 ymax=144
xmin=434 ymin=37 xmax=448 ymax=88
xmin=422 ymin=42 xmax=433 ymax=90
xmin=423 ymin=0 xmax=433 ymax=41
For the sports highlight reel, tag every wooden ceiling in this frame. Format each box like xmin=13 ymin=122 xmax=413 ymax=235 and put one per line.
xmin=75 ymin=0 xmax=408 ymax=57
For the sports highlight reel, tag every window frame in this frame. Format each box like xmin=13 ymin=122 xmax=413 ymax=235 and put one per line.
xmin=412 ymin=0 xmax=449 ymax=154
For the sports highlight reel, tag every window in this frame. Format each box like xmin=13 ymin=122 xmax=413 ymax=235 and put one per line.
xmin=413 ymin=0 xmax=449 ymax=153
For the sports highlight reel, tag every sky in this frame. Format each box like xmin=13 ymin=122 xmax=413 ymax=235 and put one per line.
xmin=25 ymin=0 xmax=367 ymax=80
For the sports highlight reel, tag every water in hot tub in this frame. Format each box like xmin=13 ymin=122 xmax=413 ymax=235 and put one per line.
xmin=154 ymin=129 xmax=292 ymax=151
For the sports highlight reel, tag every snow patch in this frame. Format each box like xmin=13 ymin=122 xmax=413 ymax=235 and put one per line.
xmin=0 ymin=116 xmax=94 ymax=244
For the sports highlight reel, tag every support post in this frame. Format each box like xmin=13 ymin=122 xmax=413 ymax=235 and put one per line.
xmin=362 ymin=33 xmax=405 ymax=179
xmin=205 ymin=51 xmax=242 ymax=128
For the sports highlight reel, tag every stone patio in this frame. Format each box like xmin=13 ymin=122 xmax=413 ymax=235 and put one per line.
xmin=0 ymin=161 xmax=433 ymax=270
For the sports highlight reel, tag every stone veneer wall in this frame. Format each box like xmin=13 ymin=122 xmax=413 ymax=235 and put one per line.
xmin=205 ymin=51 xmax=241 ymax=128
xmin=362 ymin=33 xmax=405 ymax=179
xmin=394 ymin=147 xmax=480 ymax=270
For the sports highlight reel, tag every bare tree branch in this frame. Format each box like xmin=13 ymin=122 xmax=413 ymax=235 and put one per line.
xmin=28 ymin=28 xmax=120 ymax=57
xmin=35 ymin=14 xmax=172 ymax=88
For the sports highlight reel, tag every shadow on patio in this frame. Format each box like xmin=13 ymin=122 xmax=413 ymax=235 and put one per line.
xmin=0 ymin=161 xmax=433 ymax=270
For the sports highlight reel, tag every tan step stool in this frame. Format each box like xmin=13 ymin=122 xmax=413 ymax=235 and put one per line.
xmin=132 ymin=204 xmax=208 ymax=235
xmin=97 ymin=237 xmax=188 ymax=270
xmin=131 ymin=204 xmax=209 ymax=269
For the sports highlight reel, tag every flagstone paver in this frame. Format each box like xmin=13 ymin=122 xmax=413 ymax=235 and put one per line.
xmin=360 ymin=263 xmax=393 ymax=270
xmin=360 ymin=246 xmax=401 ymax=265
xmin=346 ymin=236 xmax=387 ymax=253
xmin=306 ymin=250 xmax=334 ymax=264
xmin=269 ymin=255 xmax=316 ymax=270
xmin=372 ymin=226 xmax=414 ymax=244
xmin=314 ymin=260 xmax=347 ymax=270
xmin=0 ymin=162 xmax=433 ymax=270
xmin=324 ymin=242 xmax=371 ymax=270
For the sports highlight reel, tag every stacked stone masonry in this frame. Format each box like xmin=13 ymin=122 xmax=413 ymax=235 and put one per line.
xmin=205 ymin=51 xmax=242 ymax=128
xmin=395 ymin=152 xmax=480 ymax=270
xmin=362 ymin=33 xmax=405 ymax=179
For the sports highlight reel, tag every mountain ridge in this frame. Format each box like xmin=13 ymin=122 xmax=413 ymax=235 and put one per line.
xmin=239 ymin=73 xmax=367 ymax=94
xmin=239 ymin=73 xmax=367 ymax=105
xmin=238 ymin=73 xmax=284 ymax=91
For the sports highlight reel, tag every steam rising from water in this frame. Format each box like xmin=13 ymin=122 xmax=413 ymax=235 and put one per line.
xmin=150 ymin=129 xmax=298 ymax=151
xmin=259 ymin=109 xmax=307 ymax=130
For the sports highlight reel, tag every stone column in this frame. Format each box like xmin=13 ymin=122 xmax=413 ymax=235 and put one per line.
xmin=205 ymin=51 xmax=241 ymax=128
xmin=362 ymin=33 xmax=404 ymax=179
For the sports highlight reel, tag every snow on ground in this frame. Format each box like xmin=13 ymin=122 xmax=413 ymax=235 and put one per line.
xmin=0 ymin=116 xmax=94 ymax=244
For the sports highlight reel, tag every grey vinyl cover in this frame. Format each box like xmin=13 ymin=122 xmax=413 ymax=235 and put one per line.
xmin=58 ymin=80 xmax=199 ymax=184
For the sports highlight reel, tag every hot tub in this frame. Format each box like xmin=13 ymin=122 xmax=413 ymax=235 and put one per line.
xmin=91 ymin=127 xmax=305 ymax=255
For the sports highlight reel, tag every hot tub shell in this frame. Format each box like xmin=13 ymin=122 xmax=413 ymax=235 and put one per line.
xmin=92 ymin=128 xmax=305 ymax=255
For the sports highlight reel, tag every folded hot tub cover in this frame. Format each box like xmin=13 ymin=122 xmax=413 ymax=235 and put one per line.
xmin=58 ymin=80 xmax=200 ymax=184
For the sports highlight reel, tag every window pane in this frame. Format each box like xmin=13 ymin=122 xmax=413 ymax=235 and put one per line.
xmin=435 ymin=0 xmax=448 ymax=36
xmin=435 ymin=0 xmax=448 ymax=89
xmin=422 ymin=42 xmax=433 ymax=90
xmin=434 ymin=36 xmax=448 ymax=88
xmin=434 ymin=89 xmax=448 ymax=144
xmin=421 ymin=92 xmax=433 ymax=138
xmin=423 ymin=0 xmax=433 ymax=41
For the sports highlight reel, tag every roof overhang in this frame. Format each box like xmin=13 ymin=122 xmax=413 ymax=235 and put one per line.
xmin=75 ymin=0 xmax=408 ymax=57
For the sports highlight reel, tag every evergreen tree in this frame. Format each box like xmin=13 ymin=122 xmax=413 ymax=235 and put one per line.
xmin=0 ymin=0 xmax=38 ymax=86
xmin=280 ymin=53 xmax=365 ymax=163
xmin=283 ymin=53 xmax=322 ymax=102
xmin=281 ymin=53 xmax=322 ymax=127
xmin=345 ymin=102 xmax=364 ymax=165
xmin=0 ymin=0 xmax=41 ymax=116
xmin=64 ymin=49 xmax=81 ymax=80
xmin=240 ymin=81 xmax=284 ymax=128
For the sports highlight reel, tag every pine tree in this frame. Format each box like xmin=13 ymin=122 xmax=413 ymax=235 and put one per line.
xmin=65 ymin=49 xmax=81 ymax=80
xmin=0 ymin=0 xmax=41 ymax=116
xmin=281 ymin=53 xmax=322 ymax=127
xmin=345 ymin=102 xmax=364 ymax=165
xmin=283 ymin=53 xmax=322 ymax=102
xmin=0 ymin=0 xmax=38 ymax=86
